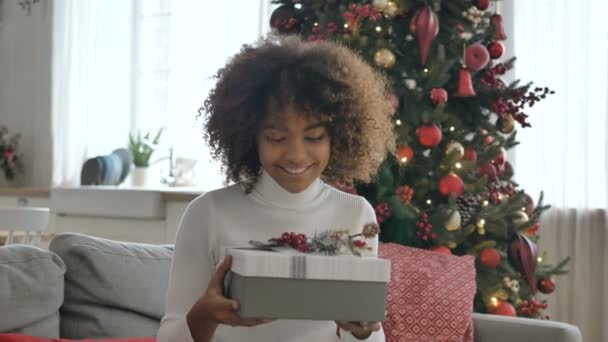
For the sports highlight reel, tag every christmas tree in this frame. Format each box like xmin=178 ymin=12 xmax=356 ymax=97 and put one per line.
xmin=269 ymin=0 xmax=569 ymax=319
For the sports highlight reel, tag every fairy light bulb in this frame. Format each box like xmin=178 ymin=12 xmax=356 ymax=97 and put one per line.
xmin=294 ymin=3 xmax=302 ymax=9
xmin=314 ymin=22 xmax=319 ymax=27
xmin=344 ymin=23 xmax=349 ymax=29
xmin=400 ymin=157 xmax=408 ymax=163
xmin=426 ymin=199 xmax=432 ymax=205
xmin=491 ymin=297 xmax=499 ymax=307
xmin=455 ymin=162 xmax=462 ymax=169
xmin=521 ymin=207 xmax=526 ymax=211
xmin=537 ymin=256 xmax=543 ymax=263
xmin=483 ymin=200 xmax=489 ymax=206
xmin=375 ymin=26 xmax=382 ymax=32
xmin=450 ymin=126 xmax=455 ymax=132
xmin=477 ymin=218 xmax=486 ymax=228
xmin=396 ymin=119 xmax=402 ymax=126
xmin=423 ymin=68 xmax=429 ymax=73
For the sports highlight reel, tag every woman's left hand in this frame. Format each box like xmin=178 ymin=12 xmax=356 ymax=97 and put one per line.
xmin=335 ymin=321 xmax=382 ymax=340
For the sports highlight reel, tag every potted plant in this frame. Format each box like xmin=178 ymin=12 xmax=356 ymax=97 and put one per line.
xmin=128 ymin=128 xmax=163 ymax=186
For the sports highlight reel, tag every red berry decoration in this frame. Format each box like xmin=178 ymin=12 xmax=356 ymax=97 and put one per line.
xmin=484 ymin=135 xmax=494 ymax=145
xmin=475 ymin=0 xmax=490 ymax=10
xmin=463 ymin=148 xmax=477 ymax=161
xmin=431 ymin=245 xmax=451 ymax=255
xmin=396 ymin=145 xmax=414 ymax=163
xmin=465 ymin=43 xmax=490 ymax=71
xmin=429 ymin=88 xmax=448 ymax=105
xmin=538 ymin=278 xmax=556 ymax=294
xmin=416 ymin=124 xmax=442 ymax=148
xmin=491 ymin=147 xmax=507 ymax=167
xmin=439 ymin=173 xmax=464 ymax=197
xmin=492 ymin=301 xmax=517 ymax=317
xmin=479 ymin=248 xmax=501 ymax=268
xmin=488 ymin=41 xmax=505 ymax=59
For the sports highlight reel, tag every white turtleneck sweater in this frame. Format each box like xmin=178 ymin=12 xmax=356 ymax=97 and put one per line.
xmin=157 ymin=171 xmax=385 ymax=342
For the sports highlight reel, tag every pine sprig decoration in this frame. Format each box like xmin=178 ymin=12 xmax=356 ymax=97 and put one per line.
xmin=309 ymin=230 xmax=342 ymax=255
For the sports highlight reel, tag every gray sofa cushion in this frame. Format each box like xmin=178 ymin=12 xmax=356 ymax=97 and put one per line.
xmin=0 ymin=244 xmax=65 ymax=337
xmin=48 ymin=233 xmax=173 ymax=338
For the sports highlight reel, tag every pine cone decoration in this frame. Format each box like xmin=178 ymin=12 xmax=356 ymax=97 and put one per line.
xmin=362 ymin=223 xmax=380 ymax=238
xmin=457 ymin=194 xmax=480 ymax=226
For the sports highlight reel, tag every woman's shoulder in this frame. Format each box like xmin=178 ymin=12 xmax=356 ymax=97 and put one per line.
xmin=186 ymin=183 xmax=245 ymax=212
xmin=323 ymin=184 xmax=375 ymax=212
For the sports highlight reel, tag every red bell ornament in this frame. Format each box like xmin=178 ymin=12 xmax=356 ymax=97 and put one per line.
xmin=454 ymin=67 xmax=476 ymax=97
xmin=490 ymin=14 xmax=508 ymax=40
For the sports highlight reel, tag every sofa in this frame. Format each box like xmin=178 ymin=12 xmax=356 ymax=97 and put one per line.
xmin=0 ymin=233 xmax=582 ymax=341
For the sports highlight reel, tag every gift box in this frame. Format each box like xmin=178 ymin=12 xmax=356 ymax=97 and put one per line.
xmin=224 ymin=247 xmax=391 ymax=322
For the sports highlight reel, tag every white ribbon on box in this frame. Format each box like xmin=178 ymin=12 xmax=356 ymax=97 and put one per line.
xmin=226 ymin=247 xmax=391 ymax=283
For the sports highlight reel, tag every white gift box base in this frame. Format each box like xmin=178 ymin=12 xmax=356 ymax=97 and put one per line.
xmin=224 ymin=248 xmax=391 ymax=321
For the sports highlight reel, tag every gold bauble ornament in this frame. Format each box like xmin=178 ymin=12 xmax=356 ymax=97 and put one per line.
xmin=512 ymin=211 xmax=529 ymax=225
xmin=445 ymin=210 xmax=462 ymax=231
xmin=374 ymin=48 xmax=396 ymax=69
xmin=372 ymin=0 xmax=389 ymax=10
xmin=497 ymin=115 xmax=515 ymax=134
xmin=384 ymin=1 xmax=400 ymax=19
xmin=445 ymin=141 xmax=465 ymax=159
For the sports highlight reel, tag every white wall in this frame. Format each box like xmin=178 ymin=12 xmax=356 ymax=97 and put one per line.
xmin=0 ymin=0 xmax=53 ymax=187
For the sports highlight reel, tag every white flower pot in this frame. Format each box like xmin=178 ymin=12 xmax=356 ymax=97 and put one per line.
xmin=130 ymin=166 xmax=154 ymax=187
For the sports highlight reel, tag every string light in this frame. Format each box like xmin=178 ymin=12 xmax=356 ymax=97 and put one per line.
xmin=483 ymin=200 xmax=489 ymax=206
xmin=423 ymin=68 xmax=429 ymax=73
xmin=396 ymin=119 xmax=402 ymax=126
xmin=375 ymin=26 xmax=382 ymax=32
xmin=294 ymin=3 xmax=302 ymax=9
xmin=537 ymin=256 xmax=543 ymax=263
xmin=426 ymin=199 xmax=432 ymax=205
xmin=491 ymin=297 xmax=499 ymax=307
xmin=521 ymin=207 xmax=527 ymax=211
xmin=400 ymin=157 xmax=408 ymax=163
xmin=455 ymin=162 xmax=462 ymax=169
xmin=344 ymin=23 xmax=349 ymax=29
xmin=314 ymin=22 xmax=319 ymax=27
xmin=449 ymin=126 xmax=455 ymax=132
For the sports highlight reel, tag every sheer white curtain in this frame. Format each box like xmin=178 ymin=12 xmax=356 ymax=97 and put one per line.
xmin=512 ymin=1 xmax=608 ymax=341
xmin=52 ymin=0 xmax=273 ymax=188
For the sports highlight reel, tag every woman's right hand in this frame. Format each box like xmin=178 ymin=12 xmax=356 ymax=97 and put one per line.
xmin=186 ymin=255 xmax=272 ymax=341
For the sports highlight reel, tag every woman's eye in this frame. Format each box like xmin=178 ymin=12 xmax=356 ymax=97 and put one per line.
xmin=266 ymin=136 xmax=285 ymax=143
xmin=306 ymin=135 xmax=325 ymax=142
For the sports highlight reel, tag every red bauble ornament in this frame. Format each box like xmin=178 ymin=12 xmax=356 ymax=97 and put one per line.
xmin=491 ymin=147 xmax=507 ymax=167
xmin=492 ymin=301 xmax=517 ymax=317
xmin=454 ymin=67 xmax=476 ymax=97
xmin=429 ymin=88 xmax=448 ymax=105
xmin=509 ymin=232 xmax=539 ymax=294
xmin=396 ymin=145 xmax=414 ymax=163
xmin=416 ymin=124 xmax=442 ymax=148
xmin=538 ymin=278 xmax=556 ymax=294
xmin=411 ymin=5 xmax=439 ymax=65
xmin=484 ymin=135 xmax=494 ymax=145
xmin=269 ymin=5 xmax=302 ymax=34
xmin=488 ymin=41 xmax=505 ymax=59
xmin=465 ymin=43 xmax=490 ymax=71
xmin=490 ymin=14 xmax=508 ymax=40
xmin=523 ymin=193 xmax=535 ymax=215
xmin=479 ymin=248 xmax=501 ymax=268
xmin=463 ymin=148 xmax=477 ymax=161
xmin=475 ymin=0 xmax=490 ymax=10
xmin=502 ymin=161 xmax=514 ymax=178
xmin=476 ymin=163 xmax=498 ymax=180
xmin=439 ymin=173 xmax=464 ymax=197
xmin=431 ymin=245 xmax=452 ymax=254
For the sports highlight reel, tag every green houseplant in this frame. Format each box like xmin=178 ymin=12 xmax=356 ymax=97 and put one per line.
xmin=128 ymin=128 xmax=163 ymax=186
xmin=128 ymin=128 xmax=163 ymax=167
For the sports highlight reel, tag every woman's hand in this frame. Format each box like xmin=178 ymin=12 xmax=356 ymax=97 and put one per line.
xmin=187 ymin=256 xmax=272 ymax=341
xmin=335 ymin=321 xmax=382 ymax=340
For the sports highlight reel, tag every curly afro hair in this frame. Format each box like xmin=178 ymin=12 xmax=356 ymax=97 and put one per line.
xmin=201 ymin=35 xmax=395 ymax=188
